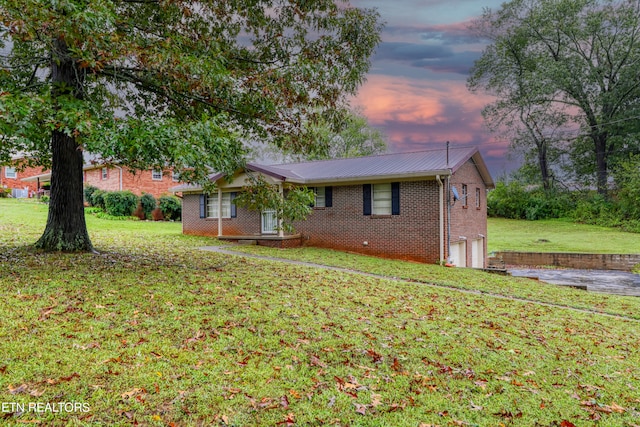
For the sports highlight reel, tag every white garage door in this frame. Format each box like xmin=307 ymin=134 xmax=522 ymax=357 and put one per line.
xmin=450 ymin=241 xmax=466 ymax=268
xmin=471 ymin=238 xmax=484 ymax=269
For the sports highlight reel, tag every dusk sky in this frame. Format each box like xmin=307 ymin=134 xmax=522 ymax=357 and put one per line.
xmin=350 ymin=0 xmax=510 ymax=177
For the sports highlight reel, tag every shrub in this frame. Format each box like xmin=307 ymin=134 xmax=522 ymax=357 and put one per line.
xmin=159 ymin=195 xmax=181 ymax=220
xmin=487 ymin=181 xmax=574 ymax=220
xmin=39 ymin=195 xmax=50 ymax=204
xmin=104 ymin=191 xmax=139 ymax=217
xmin=140 ymin=193 xmax=156 ymax=219
xmin=91 ymin=190 xmax=107 ymax=210
xmin=83 ymin=185 xmax=99 ymax=205
xmin=0 ymin=187 xmax=8 ymax=198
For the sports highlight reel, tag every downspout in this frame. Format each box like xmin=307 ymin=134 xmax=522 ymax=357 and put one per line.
xmin=114 ymin=166 xmax=123 ymax=191
xmin=217 ymin=188 xmax=223 ymax=237
xmin=446 ymin=175 xmax=451 ymax=263
xmin=436 ymin=175 xmax=444 ymax=264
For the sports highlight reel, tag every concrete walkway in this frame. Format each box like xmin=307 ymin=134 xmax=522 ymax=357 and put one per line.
xmin=200 ymin=246 xmax=640 ymax=322
xmin=509 ymin=268 xmax=640 ymax=296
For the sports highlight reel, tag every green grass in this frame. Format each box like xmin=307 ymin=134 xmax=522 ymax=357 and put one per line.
xmin=488 ymin=217 xmax=640 ymax=254
xmin=1 ymin=198 xmax=640 ymax=426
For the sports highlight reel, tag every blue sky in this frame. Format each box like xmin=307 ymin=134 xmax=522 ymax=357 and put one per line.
xmin=350 ymin=0 xmax=511 ymax=177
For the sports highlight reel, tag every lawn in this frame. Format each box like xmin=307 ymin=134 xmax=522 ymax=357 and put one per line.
xmin=488 ymin=217 xmax=640 ymax=254
xmin=1 ymin=198 xmax=639 ymax=426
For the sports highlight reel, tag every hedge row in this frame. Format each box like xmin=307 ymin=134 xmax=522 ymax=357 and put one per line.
xmin=83 ymin=186 xmax=181 ymax=220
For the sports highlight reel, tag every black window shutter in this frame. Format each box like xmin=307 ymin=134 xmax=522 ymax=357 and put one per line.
xmin=325 ymin=186 xmax=333 ymax=207
xmin=363 ymin=184 xmax=372 ymax=215
xmin=199 ymin=194 xmax=206 ymax=218
xmin=391 ymin=182 xmax=400 ymax=215
xmin=230 ymin=192 xmax=237 ymax=218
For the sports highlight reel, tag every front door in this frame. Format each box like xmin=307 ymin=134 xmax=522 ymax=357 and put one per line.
xmin=261 ymin=209 xmax=278 ymax=234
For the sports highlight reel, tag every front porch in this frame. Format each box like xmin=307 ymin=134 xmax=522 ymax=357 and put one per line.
xmin=218 ymin=233 xmax=303 ymax=249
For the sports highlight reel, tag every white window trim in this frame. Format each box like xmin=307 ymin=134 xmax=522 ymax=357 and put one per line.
xmin=101 ymin=167 xmax=108 ymax=180
xmin=373 ymin=183 xmax=392 ymax=215
xmin=314 ymin=187 xmax=326 ymax=208
xmin=152 ymin=169 xmax=163 ymax=181
xmin=206 ymin=193 xmax=231 ymax=219
xmin=5 ymin=167 xmax=16 ymax=179
xmin=171 ymin=170 xmax=179 ymax=182
xmin=462 ymin=184 xmax=468 ymax=208
xmin=475 ymin=188 xmax=481 ymax=209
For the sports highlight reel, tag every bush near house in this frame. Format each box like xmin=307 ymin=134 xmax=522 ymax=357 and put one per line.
xmin=159 ymin=195 xmax=181 ymax=220
xmin=83 ymin=185 xmax=99 ymax=205
xmin=139 ymin=193 xmax=156 ymax=219
xmin=90 ymin=189 xmax=107 ymax=210
xmin=103 ymin=191 xmax=139 ymax=217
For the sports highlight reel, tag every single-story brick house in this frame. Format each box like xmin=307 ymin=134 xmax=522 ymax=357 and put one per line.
xmin=173 ymin=147 xmax=494 ymax=267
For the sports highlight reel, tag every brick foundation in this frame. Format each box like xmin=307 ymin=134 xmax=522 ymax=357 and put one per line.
xmin=496 ymin=251 xmax=640 ymax=272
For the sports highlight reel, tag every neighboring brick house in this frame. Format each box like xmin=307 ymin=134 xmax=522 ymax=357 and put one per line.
xmin=11 ymin=153 xmax=181 ymax=199
xmin=174 ymin=147 xmax=494 ymax=268
xmin=82 ymin=164 xmax=180 ymax=198
xmin=1 ymin=156 xmax=48 ymax=197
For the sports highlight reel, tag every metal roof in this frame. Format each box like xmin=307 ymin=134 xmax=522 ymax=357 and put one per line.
xmin=171 ymin=147 xmax=494 ymax=192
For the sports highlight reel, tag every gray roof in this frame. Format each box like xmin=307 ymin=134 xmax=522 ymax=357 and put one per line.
xmin=172 ymin=146 xmax=494 ymax=192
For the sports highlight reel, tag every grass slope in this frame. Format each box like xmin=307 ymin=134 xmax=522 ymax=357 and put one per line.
xmin=1 ymin=199 xmax=639 ymax=426
xmin=488 ymin=218 xmax=640 ymax=254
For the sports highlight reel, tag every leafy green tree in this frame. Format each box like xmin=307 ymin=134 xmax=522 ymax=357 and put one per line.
xmin=0 ymin=0 xmax=382 ymax=251
xmin=251 ymin=107 xmax=387 ymax=162
xmin=233 ymin=174 xmax=314 ymax=233
xmin=468 ymin=0 xmax=640 ymax=195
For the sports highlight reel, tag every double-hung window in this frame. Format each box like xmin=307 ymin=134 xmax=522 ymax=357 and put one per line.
xmin=152 ymin=169 xmax=163 ymax=181
xmin=462 ymin=184 xmax=468 ymax=208
xmin=101 ymin=167 xmax=108 ymax=180
xmin=315 ymin=187 xmax=326 ymax=207
xmin=207 ymin=193 xmax=231 ymax=219
xmin=476 ymin=188 xmax=481 ymax=209
xmin=373 ymin=183 xmax=392 ymax=215
xmin=363 ymin=183 xmax=399 ymax=216
xmin=4 ymin=167 xmax=16 ymax=179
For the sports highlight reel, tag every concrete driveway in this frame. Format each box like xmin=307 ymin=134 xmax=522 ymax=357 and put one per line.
xmin=509 ymin=268 xmax=640 ymax=296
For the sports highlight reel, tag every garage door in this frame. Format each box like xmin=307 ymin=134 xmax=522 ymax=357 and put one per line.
xmin=450 ymin=241 xmax=466 ymax=268
xmin=471 ymin=238 xmax=484 ymax=269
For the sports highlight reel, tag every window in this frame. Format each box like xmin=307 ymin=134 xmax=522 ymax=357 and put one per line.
xmin=476 ymin=188 xmax=481 ymax=209
xmin=373 ymin=183 xmax=392 ymax=215
xmin=171 ymin=170 xmax=179 ymax=182
xmin=4 ymin=167 xmax=16 ymax=179
xmin=101 ymin=167 xmax=108 ymax=180
xmin=462 ymin=184 xmax=468 ymax=208
xmin=314 ymin=187 xmax=325 ymax=208
xmin=363 ymin=183 xmax=399 ymax=216
xmin=152 ymin=169 xmax=163 ymax=181
xmin=207 ymin=193 xmax=231 ymax=219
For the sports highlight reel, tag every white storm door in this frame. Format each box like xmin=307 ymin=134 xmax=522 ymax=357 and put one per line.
xmin=261 ymin=210 xmax=278 ymax=234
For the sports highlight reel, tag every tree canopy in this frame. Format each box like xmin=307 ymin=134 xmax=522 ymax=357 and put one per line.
xmin=251 ymin=107 xmax=387 ymax=162
xmin=0 ymin=0 xmax=382 ymax=251
xmin=468 ymin=0 xmax=640 ymax=194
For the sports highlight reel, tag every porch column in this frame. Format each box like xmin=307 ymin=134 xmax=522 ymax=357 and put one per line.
xmin=217 ymin=188 xmax=223 ymax=237
xmin=278 ymin=182 xmax=284 ymax=238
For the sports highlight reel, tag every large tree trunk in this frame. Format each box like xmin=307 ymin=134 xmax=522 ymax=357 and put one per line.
xmin=594 ymin=134 xmax=609 ymax=197
xmin=537 ymin=142 xmax=551 ymax=190
xmin=35 ymin=38 xmax=93 ymax=252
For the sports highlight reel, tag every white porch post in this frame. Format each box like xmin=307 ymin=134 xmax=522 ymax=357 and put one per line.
xmin=217 ymin=188 xmax=223 ymax=237
xmin=278 ymin=183 xmax=284 ymax=238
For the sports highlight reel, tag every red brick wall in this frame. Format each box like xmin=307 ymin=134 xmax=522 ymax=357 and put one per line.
xmin=182 ymin=193 xmax=261 ymax=237
xmin=448 ymin=160 xmax=489 ymax=268
xmin=84 ymin=167 xmax=180 ymax=198
xmin=1 ymin=165 xmax=47 ymax=194
xmin=294 ymin=181 xmax=442 ymax=263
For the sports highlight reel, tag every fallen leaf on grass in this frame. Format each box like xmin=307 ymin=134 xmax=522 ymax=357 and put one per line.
xmin=560 ymin=421 xmax=576 ymax=427
xmin=354 ymin=403 xmax=367 ymax=415
xmin=121 ymin=388 xmax=146 ymax=400
xmin=8 ymin=384 xmax=28 ymax=394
